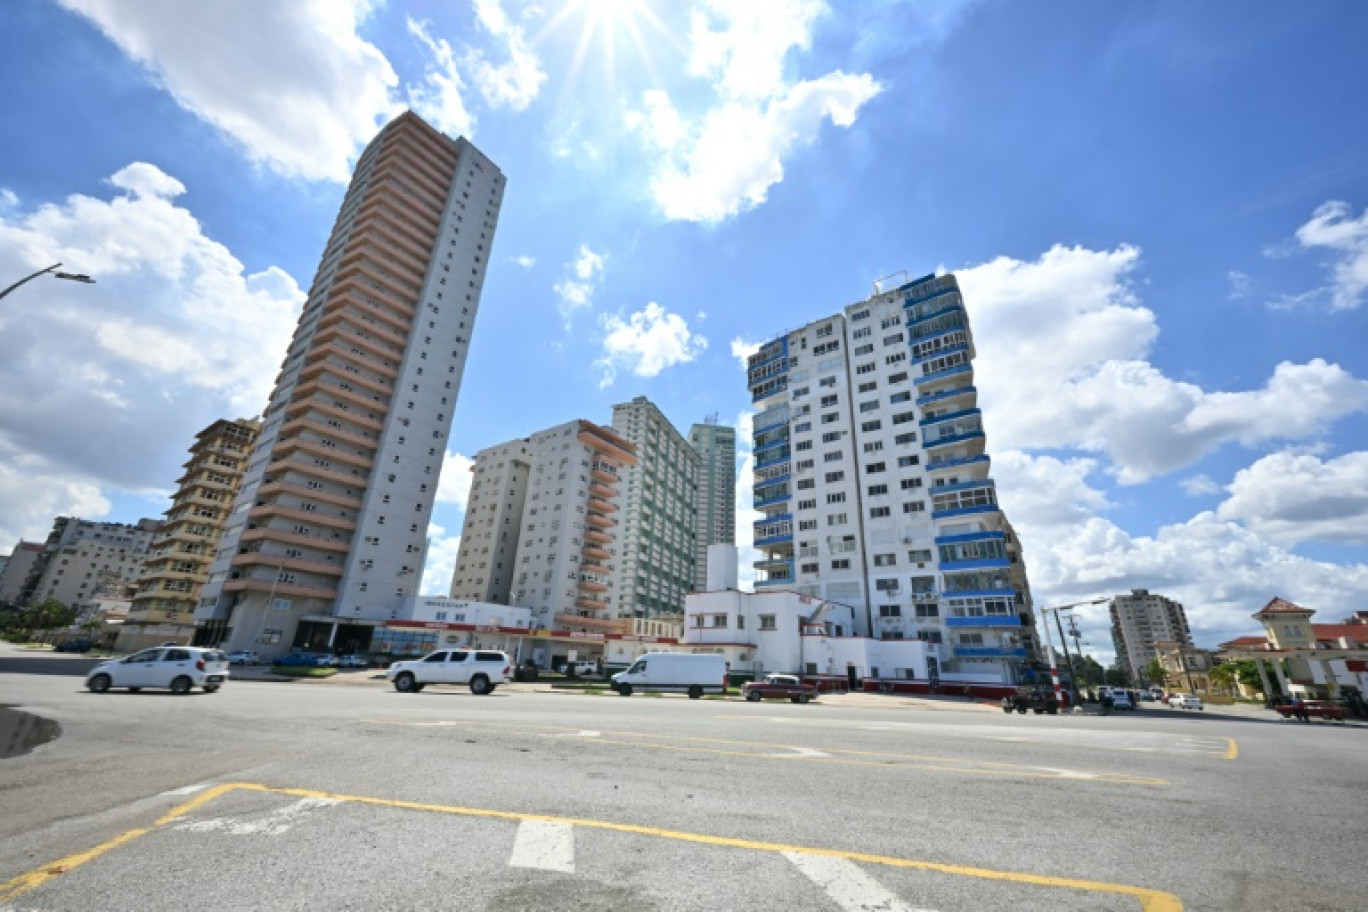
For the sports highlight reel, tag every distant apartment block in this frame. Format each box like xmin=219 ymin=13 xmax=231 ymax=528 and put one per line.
xmin=194 ymin=111 xmax=504 ymax=658
xmin=1111 ymin=588 xmax=1193 ymax=683
xmin=450 ymin=420 xmax=637 ymax=632
xmin=118 ymin=417 xmax=260 ymax=651
xmin=747 ymin=272 xmax=1036 ymax=685
xmin=0 ymin=541 xmax=43 ymax=605
xmin=20 ymin=517 xmax=161 ymax=614
xmin=610 ymin=397 xmax=700 ymax=620
xmin=688 ymin=418 xmax=736 ymax=592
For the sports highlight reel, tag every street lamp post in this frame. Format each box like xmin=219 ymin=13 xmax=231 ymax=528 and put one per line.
xmin=1052 ymin=606 xmax=1082 ymax=707
xmin=0 ymin=263 xmax=95 ymax=302
xmin=1038 ymin=597 xmax=1108 ymax=709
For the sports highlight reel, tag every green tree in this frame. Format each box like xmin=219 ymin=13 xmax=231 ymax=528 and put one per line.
xmin=1071 ymin=654 xmax=1106 ymax=689
xmin=23 ymin=598 xmax=75 ymax=633
xmin=1144 ymin=658 xmax=1169 ymax=687
xmin=1104 ymin=666 xmax=1129 ymax=687
xmin=1212 ymin=659 xmax=1265 ymax=696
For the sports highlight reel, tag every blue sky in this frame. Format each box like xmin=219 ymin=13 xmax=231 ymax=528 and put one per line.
xmin=2 ymin=0 xmax=1367 ymax=662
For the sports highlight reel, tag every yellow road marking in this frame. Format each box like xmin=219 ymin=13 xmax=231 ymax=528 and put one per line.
xmin=1222 ymin=738 xmax=1238 ymax=760
xmin=0 ymin=782 xmax=1183 ymax=911
xmin=363 ymin=719 xmax=1169 ymax=786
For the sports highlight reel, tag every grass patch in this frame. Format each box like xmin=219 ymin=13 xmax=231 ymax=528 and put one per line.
xmin=270 ymin=665 xmax=338 ymax=678
xmin=583 ymin=686 xmax=606 ymax=695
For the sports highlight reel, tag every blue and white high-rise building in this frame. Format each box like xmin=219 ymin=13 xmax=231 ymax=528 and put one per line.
xmin=747 ymin=272 xmax=1036 ymax=685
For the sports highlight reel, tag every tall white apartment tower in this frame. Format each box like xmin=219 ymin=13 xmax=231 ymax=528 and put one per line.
xmin=195 ymin=112 xmax=504 ymax=656
xmin=1110 ymin=588 xmax=1193 ymax=683
xmin=747 ymin=272 xmax=1036 ymax=685
xmin=610 ymin=397 xmax=700 ymax=621
xmin=688 ymin=419 xmax=736 ymax=591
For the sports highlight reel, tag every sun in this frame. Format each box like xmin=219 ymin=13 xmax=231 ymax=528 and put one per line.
xmin=535 ymin=0 xmax=676 ymax=95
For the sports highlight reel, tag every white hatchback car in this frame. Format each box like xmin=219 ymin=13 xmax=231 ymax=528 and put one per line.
xmin=86 ymin=647 xmax=230 ymax=694
xmin=1169 ymin=693 xmax=1204 ymax=710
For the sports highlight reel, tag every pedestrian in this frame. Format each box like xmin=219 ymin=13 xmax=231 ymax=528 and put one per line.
xmin=1293 ymin=696 xmax=1309 ymax=723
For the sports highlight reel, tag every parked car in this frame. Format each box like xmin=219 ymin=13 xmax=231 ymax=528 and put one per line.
xmin=741 ymin=674 xmax=817 ymax=704
xmin=386 ymin=649 xmax=511 ymax=694
xmin=85 ymin=647 xmax=229 ymax=694
xmin=1169 ymin=693 xmax=1204 ymax=710
xmin=53 ymin=639 xmax=93 ymax=653
xmin=512 ymin=660 xmax=540 ymax=682
xmin=336 ymin=654 xmax=369 ymax=668
xmin=225 ymin=650 xmax=261 ymax=666
xmin=1110 ymin=691 xmax=1135 ymax=711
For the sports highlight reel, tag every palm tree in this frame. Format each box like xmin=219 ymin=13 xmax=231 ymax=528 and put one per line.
xmin=1144 ymin=658 xmax=1169 ymax=688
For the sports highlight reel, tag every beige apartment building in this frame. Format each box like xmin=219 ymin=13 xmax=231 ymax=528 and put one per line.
xmin=117 ymin=417 xmax=260 ymax=651
xmin=450 ymin=420 xmax=637 ymax=633
xmin=194 ymin=111 xmax=504 ymax=658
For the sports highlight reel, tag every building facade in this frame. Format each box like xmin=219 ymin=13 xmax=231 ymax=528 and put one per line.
xmin=118 ymin=417 xmax=260 ymax=651
xmin=1218 ymin=598 xmax=1368 ymax=701
xmin=19 ymin=517 xmax=161 ymax=614
xmin=0 ymin=541 xmax=42 ymax=605
xmin=609 ymin=397 xmax=700 ymax=621
xmin=688 ymin=418 xmax=736 ymax=592
xmin=1110 ymin=588 xmax=1193 ymax=683
xmin=746 ymin=272 xmax=1035 ymax=685
xmin=448 ymin=438 xmax=532 ymax=603
xmin=450 ymin=420 xmax=637 ymax=633
xmin=194 ymin=111 xmax=504 ymax=658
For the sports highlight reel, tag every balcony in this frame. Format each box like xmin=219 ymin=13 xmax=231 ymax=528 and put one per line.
xmin=588 ymin=482 xmax=616 ymax=499
xmin=915 ymin=362 xmax=973 ymax=388
xmin=585 ymin=512 xmax=615 ymax=529
xmin=577 ymin=578 xmax=609 ymax=593
xmin=590 ymin=464 xmax=620 ymax=484
xmin=945 ymin=616 xmax=1023 ymax=628
xmin=755 ymin=446 xmax=791 ymax=471
xmin=584 ymin=529 xmax=613 ymax=545
xmin=755 ymin=558 xmax=795 ymax=588
xmin=926 ymin=452 xmax=990 ymax=474
xmin=952 ymin=646 xmax=1026 ymax=658
xmin=572 ymin=595 xmax=608 ymax=610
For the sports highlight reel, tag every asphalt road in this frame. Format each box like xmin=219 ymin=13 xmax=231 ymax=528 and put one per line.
xmin=2 ymin=646 xmax=1365 ymax=911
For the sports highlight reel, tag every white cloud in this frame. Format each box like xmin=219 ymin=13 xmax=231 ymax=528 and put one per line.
xmin=435 ymin=451 xmax=476 ymax=512
xmin=0 ymin=165 xmax=302 ymax=544
xmin=959 ymin=244 xmax=1368 ymax=483
xmin=406 ymin=18 xmax=475 ymax=139
xmin=1291 ymin=200 xmax=1368 ymax=311
xmin=732 ymin=408 xmax=760 ymax=592
xmin=465 ymin=0 xmax=546 ymax=111
xmin=61 ymin=0 xmax=400 ymax=182
xmin=511 ymin=255 xmax=536 ymax=268
xmin=991 ymin=451 xmax=1368 ymax=664
xmin=1227 ymin=270 xmax=1250 ymax=300
xmin=1180 ymin=474 xmax=1221 ymax=497
xmin=1215 ymin=450 xmax=1368 ymax=547
xmin=730 ymin=337 xmax=762 ymax=368
xmin=418 ymin=521 xmax=462 ymax=597
xmin=627 ymin=0 xmax=881 ymax=223
xmin=553 ymin=244 xmax=606 ymax=322
xmin=596 ymin=304 xmax=708 ymax=388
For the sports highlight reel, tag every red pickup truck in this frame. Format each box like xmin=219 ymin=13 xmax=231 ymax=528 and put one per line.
xmin=1275 ymin=701 xmax=1346 ymax=722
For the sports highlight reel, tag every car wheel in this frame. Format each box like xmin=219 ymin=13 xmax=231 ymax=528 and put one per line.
xmin=170 ymin=676 xmax=193 ymax=695
xmin=469 ymin=675 xmax=491 ymax=695
xmin=618 ymin=683 xmax=633 ymax=696
xmin=746 ymin=690 xmax=762 ymax=702
xmin=394 ymin=672 xmax=417 ymax=693
xmin=797 ymin=695 xmax=810 ymax=704
xmin=204 ymin=685 xmax=219 ymax=693
xmin=688 ymin=686 xmax=703 ymax=700
xmin=88 ymin=674 xmax=111 ymax=694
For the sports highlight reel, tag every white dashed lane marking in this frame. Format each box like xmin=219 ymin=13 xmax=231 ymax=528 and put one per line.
xmin=509 ymin=819 xmax=576 ymax=873
xmin=786 ymin=852 xmax=937 ymax=912
xmin=173 ymin=796 xmax=339 ymax=836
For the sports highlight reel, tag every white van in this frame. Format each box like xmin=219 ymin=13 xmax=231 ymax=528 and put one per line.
xmin=610 ymin=652 xmax=729 ymax=699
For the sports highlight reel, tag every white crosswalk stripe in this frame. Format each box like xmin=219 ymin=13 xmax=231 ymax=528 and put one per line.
xmin=509 ymin=819 xmax=576 ymax=873
xmin=785 ymin=852 xmax=937 ymax=912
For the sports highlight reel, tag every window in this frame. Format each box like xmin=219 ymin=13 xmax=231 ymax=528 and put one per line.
xmin=822 ymin=432 xmax=843 ymax=443
xmin=854 ymin=344 xmax=874 ymax=355
xmin=868 ymin=484 xmax=888 ymax=496
xmin=861 ymin=420 xmax=882 ymax=432
xmin=827 ymin=513 xmax=848 ymax=526
xmin=879 ymin=605 xmax=901 ymax=618
xmin=795 ymin=439 xmax=813 ymax=451
xmin=797 ymin=478 xmax=816 ymax=490
xmin=821 ymin=412 xmax=840 ymax=424
xmin=759 ymin=614 xmax=777 ymax=630
xmin=858 ymin=381 xmax=877 ymax=392
xmin=901 ymin=477 xmax=923 ymax=490
xmin=870 ymin=506 xmax=891 ymax=518
xmin=801 ymin=562 xmax=819 ymax=574
xmin=826 ymin=492 xmax=846 ymax=504
xmin=863 ymin=441 xmax=884 ymax=453
xmin=885 ymin=352 xmax=906 ymax=364
xmin=794 ymin=423 xmax=812 ymax=436
xmin=903 ymin=501 xmax=926 ymax=513
xmin=867 ymin=462 xmax=886 ymax=473
xmin=883 ymin=333 xmax=904 ymax=345
xmin=889 ymin=372 xmax=908 ymax=384
xmin=908 ymin=549 xmax=932 ymax=563
xmin=873 ymin=553 xmax=896 ymax=566
xmin=798 ymin=519 xmax=818 ymax=530
xmin=856 ymin=362 xmax=876 ymax=375
xmin=859 ymin=401 xmax=879 ymax=413
xmin=915 ymin=604 xmax=939 ymax=618
xmin=821 ymin=395 xmax=838 ymax=407
xmin=895 ymin=433 xmax=917 ymax=446
xmin=825 ymin=471 xmax=844 ymax=483
xmin=831 ymin=559 xmax=850 ymax=570
xmin=798 ymin=499 xmax=816 ymax=510
xmin=892 ymin=411 xmax=916 ymax=425
xmin=890 ymin=391 xmax=911 ymax=404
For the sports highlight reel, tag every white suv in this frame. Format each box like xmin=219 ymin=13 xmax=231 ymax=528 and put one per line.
xmin=86 ymin=647 xmax=230 ymax=694
xmin=386 ymin=649 xmax=511 ymax=695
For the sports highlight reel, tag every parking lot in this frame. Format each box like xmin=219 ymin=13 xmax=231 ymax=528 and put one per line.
xmin=3 ymin=646 xmax=1366 ymax=910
